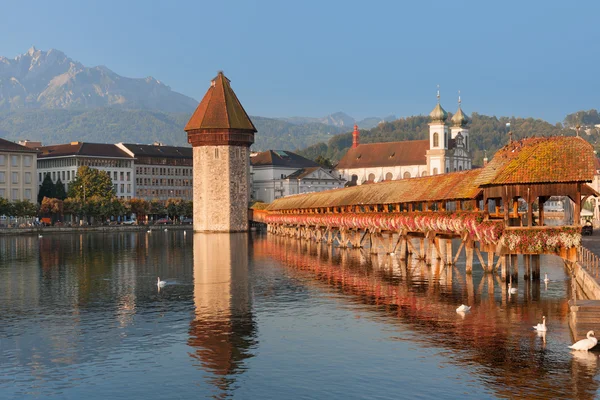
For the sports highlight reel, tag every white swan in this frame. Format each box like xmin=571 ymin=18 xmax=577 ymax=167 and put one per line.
xmin=38 ymin=234 xmax=43 ymax=238
xmin=533 ymin=316 xmax=547 ymax=332
xmin=569 ymin=330 xmax=598 ymax=351
xmin=157 ymin=277 xmax=166 ymax=288
xmin=544 ymin=273 xmax=549 ymax=283
xmin=164 ymin=228 xmax=168 ymax=232
xmin=456 ymin=304 xmax=471 ymax=312
xmin=147 ymin=229 xmax=151 ymax=233
xmin=508 ymin=282 xmax=518 ymax=294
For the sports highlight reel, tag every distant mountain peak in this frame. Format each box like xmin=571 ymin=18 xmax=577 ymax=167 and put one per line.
xmin=0 ymin=47 xmax=197 ymax=113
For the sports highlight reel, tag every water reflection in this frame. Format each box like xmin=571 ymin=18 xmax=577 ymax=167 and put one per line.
xmin=189 ymin=233 xmax=256 ymax=396
xmin=254 ymin=235 xmax=599 ymax=399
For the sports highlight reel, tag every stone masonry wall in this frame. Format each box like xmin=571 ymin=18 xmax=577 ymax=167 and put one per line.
xmin=193 ymin=145 xmax=249 ymax=232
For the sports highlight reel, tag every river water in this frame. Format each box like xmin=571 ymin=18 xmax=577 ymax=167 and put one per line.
xmin=0 ymin=231 xmax=598 ymax=399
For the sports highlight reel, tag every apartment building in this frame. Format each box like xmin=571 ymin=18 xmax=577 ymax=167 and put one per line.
xmin=36 ymin=142 xmax=135 ymax=199
xmin=0 ymin=138 xmax=38 ymax=202
xmin=116 ymin=142 xmax=193 ymax=201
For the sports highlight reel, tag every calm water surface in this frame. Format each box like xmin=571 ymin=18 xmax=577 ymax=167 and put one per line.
xmin=0 ymin=231 xmax=598 ymax=399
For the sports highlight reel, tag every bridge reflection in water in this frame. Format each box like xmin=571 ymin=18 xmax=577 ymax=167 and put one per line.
xmin=253 ymin=234 xmax=599 ymax=399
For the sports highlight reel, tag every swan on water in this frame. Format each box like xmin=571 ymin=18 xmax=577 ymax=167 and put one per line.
xmin=38 ymin=234 xmax=43 ymax=238
xmin=533 ymin=316 xmax=547 ymax=332
xmin=456 ymin=304 xmax=471 ymax=313
xmin=544 ymin=273 xmax=549 ymax=283
xmin=164 ymin=228 xmax=168 ymax=232
xmin=157 ymin=277 xmax=166 ymax=288
xmin=508 ymin=282 xmax=518 ymax=294
xmin=147 ymin=229 xmax=152 ymax=233
xmin=569 ymin=331 xmax=598 ymax=351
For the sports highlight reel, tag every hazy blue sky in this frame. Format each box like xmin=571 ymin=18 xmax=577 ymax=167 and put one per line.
xmin=1 ymin=0 xmax=598 ymax=122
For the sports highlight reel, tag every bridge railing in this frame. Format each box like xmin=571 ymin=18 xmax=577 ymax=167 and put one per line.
xmin=578 ymin=246 xmax=600 ymax=279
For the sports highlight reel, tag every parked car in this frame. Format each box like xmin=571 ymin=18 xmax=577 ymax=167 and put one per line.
xmin=155 ymin=218 xmax=172 ymax=225
xmin=182 ymin=218 xmax=193 ymax=225
xmin=122 ymin=219 xmax=136 ymax=225
xmin=582 ymin=221 xmax=593 ymax=236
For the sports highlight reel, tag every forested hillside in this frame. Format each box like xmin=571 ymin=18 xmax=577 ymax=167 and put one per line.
xmin=0 ymin=109 xmax=343 ymax=150
xmin=298 ymin=112 xmax=597 ymax=166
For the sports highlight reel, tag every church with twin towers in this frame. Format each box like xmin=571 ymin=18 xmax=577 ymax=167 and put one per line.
xmin=335 ymin=91 xmax=473 ymax=185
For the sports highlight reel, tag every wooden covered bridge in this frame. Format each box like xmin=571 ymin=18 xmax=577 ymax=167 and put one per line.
xmin=251 ymin=136 xmax=597 ymax=281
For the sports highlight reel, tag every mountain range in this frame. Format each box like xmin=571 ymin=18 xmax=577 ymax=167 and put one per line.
xmin=0 ymin=47 xmax=198 ymax=112
xmin=278 ymin=111 xmax=398 ymax=129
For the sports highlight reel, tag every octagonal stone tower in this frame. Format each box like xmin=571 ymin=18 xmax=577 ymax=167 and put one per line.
xmin=185 ymin=72 xmax=256 ymax=232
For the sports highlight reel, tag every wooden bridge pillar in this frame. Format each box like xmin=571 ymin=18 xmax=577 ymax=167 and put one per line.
xmin=419 ymin=238 xmax=425 ymax=260
xmin=446 ymin=239 xmax=454 ymax=265
xmin=465 ymin=240 xmax=474 ymax=274
xmin=532 ymin=255 xmax=541 ymax=280
xmin=501 ymin=255 xmax=508 ymax=282
xmin=510 ymin=254 xmax=519 ymax=283
xmin=524 ymin=255 xmax=531 ymax=280
xmin=487 ymin=252 xmax=494 ymax=273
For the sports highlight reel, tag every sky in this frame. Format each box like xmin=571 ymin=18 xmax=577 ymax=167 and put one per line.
xmin=1 ymin=0 xmax=599 ymax=123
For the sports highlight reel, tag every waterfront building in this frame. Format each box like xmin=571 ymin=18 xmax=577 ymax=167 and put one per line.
xmin=116 ymin=142 xmax=193 ymax=201
xmin=36 ymin=142 xmax=134 ymax=199
xmin=185 ymin=71 xmax=256 ymax=232
xmin=0 ymin=138 xmax=38 ymax=202
xmin=335 ymin=94 xmax=472 ymax=185
xmin=250 ymin=150 xmax=345 ymax=203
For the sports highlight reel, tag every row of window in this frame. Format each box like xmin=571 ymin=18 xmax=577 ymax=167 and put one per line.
xmin=0 ymin=171 xmax=33 ymax=184
xmin=39 ymin=169 xmax=133 ymax=184
xmin=112 ymin=184 xmax=133 ymax=194
xmin=136 ymin=178 xmax=192 ymax=187
xmin=0 ymin=154 xmax=33 ymax=168
xmin=0 ymin=188 xmax=32 ymax=200
xmin=136 ymin=167 xmax=192 ymax=176
xmin=78 ymin=158 xmax=131 ymax=168
xmin=136 ymin=188 xmax=192 ymax=198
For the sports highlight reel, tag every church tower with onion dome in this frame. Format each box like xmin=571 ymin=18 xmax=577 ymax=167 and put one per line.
xmin=426 ymin=88 xmax=449 ymax=175
xmin=449 ymin=93 xmax=472 ymax=171
xmin=184 ymin=72 xmax=257 ymax=232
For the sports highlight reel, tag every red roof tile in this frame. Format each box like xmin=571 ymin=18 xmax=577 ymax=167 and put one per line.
xmin=268 ymin=169 xmax=483 ymax=210
xmin=184 ymin=72 xmax=256 ymax=132
xmin=0 ymin=138 xmax=38 ymax=153
xmin=476 ymin=136 xmax=595 ymax=185
xmin=336 ymin=140 xmax=429 ymax=169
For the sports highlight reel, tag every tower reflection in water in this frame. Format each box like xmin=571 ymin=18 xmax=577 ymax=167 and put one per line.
xmin=189 ymin=233 xmax=256 ymax=394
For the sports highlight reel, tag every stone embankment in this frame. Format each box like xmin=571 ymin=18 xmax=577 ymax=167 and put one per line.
xmin=0 ymin=225 xmax=191 ymax=236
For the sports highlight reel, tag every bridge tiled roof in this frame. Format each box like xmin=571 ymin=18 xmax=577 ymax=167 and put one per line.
xmin=267 ymin=168 xmax=483 ymax=210
xmin=475 ymin=136 xmax=595 ymax=185
xmin=267 ymin=136 xmax=596 ymax=211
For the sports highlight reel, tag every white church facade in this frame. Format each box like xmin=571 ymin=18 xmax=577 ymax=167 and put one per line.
xmin=335 ymin=94 xmax=473 ymax=185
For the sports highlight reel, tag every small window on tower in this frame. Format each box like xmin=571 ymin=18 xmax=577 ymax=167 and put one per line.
xmin=433 ymin=132 xmax=439 ymax=147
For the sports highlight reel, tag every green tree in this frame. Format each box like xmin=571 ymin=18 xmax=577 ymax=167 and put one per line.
xmin=0 ymin=197 xmax=13 ymax=217
xmin=64 ymin=198 xmax=82 ymax=219
xmin=55 ymin=178 xmax=67 ymax=200
xmin=128 ymin=198 xmax=150 ymax=222
xmin=166 ymin=198 xmax=184 ymax=221
xmin=67 ymin=166 xmax=115 ymax=201
xmin=12 ymin=200 xmax=37 ymax=217
xmin=314 ymin=155 xmax=334 ymax=169
xmin=38 ymin=174 xmax=55 ymax=203
xmin=150 ymin=199 xmax=165 ymax=217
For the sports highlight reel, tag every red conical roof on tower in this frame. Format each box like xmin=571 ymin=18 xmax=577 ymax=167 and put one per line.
xmin=185 ymin=71 xmax=257 ymax=132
